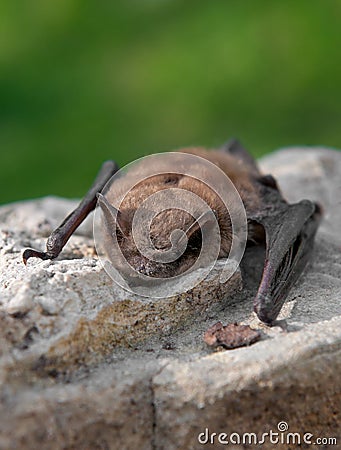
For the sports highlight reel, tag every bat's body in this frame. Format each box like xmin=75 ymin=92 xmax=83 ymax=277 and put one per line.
xmin=98 ymin=147 xmax=260 ymax=280
xmin=23 ymin=140 xmax=321 ymax=324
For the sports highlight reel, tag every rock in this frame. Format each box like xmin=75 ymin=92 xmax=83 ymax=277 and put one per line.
xmin=153 ymin=317 xmax=341 ymax=449
xmin=0 ymin=196 xmax=93 ymax=238
xmin=0 ymin=147 xmax=340 ymax=449
xmin=0 ymin=236 xmax=241 ymax=377
xmin=260 ymin=147 xmax=341 ymax=245
xmin=5 ymin=282 xmax=34 ymax=315
xmin=0 ymin=358 xmax=157 ymax=450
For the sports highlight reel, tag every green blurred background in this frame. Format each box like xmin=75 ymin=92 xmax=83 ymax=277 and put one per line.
xmin=1 ymin=0 xmax=340 ymax=205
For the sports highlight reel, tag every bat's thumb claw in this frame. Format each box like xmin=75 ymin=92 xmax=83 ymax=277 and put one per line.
xmin=22 ymin=248 xmax=49 ymax=264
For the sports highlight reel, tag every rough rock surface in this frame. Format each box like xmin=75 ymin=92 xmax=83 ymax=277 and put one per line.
xmin=0 ymin=147 xmax=340 ymax=449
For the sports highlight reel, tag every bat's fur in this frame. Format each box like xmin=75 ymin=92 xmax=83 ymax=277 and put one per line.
xmin=101 ymin=148 xmax=262 ymax=278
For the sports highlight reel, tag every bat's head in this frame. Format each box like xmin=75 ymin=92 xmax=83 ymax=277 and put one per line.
xmin=97 ymin=195 xmax=222 ymax=281
xmin=96 ymin=172 xmax=235 ymax=283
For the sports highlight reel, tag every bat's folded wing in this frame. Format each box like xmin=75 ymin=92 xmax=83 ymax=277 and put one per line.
xmin=251 ymin=200 xmax=322 ymax=324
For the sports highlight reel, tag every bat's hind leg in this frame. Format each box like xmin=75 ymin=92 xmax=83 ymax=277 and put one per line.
xmin=23 ymin=160 xmax=119 ymax=264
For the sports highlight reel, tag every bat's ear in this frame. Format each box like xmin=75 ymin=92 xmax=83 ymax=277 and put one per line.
xmin=176 ymin=210 xmax=217 ymax=250
xmin=97 ymin=193 xmax=130 ymax=237
xmin=186 ymin=210 xmax=216 ymax=236
xmin=220 ymin=138 xmax=260 ymax=175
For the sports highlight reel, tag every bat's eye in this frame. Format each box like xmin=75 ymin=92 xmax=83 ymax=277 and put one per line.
xmin=164 ymin=175 xmax=179 ymax=185
xmin=187 ymin=229 xmax=202 ymax=251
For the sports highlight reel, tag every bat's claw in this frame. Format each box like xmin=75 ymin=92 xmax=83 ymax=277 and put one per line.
xmin=23 ymin=248 xmax=51 ymax=265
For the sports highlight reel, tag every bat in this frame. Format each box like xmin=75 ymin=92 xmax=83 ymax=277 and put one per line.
xmin=23 ymin=140 xmax=322 ymax=325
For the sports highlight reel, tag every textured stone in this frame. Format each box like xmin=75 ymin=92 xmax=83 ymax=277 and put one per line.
xmin=0 ymin=233 xmax=241 ymax=378
xmin=0 ymin=147 xmax=340 ymax=449
xmin=153 ymin=317 xmax=341 ymax=449
xmin=260 ymin=147 xmax=341 ymax=245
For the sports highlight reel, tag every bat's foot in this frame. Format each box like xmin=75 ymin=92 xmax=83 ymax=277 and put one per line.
xmin=271 ymin=319 xmax=288 ymax=330
xmin=258 ymin=317 xmax=288 ymax=330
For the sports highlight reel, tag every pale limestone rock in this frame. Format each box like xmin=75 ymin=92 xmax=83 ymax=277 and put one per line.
xmin=260 ymin=147 xmax=341 ymax=245
xmin=5 ymin=282 xmax=34 ymax=315
xmin=0 ymin=147 xmax=340 ymax=449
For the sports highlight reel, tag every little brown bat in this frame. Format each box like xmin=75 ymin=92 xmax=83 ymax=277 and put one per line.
xmin=23 ymin=140 xmax=321 ymax=324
